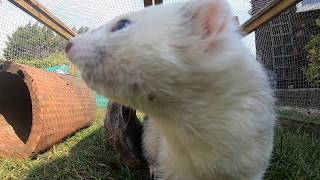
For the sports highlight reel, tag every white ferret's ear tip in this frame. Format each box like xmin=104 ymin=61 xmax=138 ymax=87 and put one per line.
xmin=181 ymin=0 xmax=231 ymax=39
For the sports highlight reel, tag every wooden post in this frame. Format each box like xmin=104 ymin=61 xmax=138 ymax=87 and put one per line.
xmin=144 ymin=0 xmax=163 ymax=7
xmin=241 ymin=0 xmax=301 ymax=36
xmin=144 ymin=0 xmax=153 ymax=7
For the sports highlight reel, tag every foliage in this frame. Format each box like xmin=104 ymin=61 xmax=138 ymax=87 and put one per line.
xmin=13 ymin=52 xmax=70 ymax=70
xmin=3 ymin=23 xmax=66 ymax=60
xmin=3 ymin=22 xmax=90 ymax=62
xmin=304 ymin=19 xmax=320 ymax=87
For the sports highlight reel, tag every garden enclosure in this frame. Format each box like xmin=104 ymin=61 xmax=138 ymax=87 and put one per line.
xmin=0 ymin=0 xmax=319 ymax=157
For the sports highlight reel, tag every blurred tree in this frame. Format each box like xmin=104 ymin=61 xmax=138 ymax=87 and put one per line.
xmin=3 ymin=23 xmax=65 ymax=60
xmin=3 ymin=22 xmax=89 ymax=60
xmin=304 ymin=19 xmax=320 ymax=87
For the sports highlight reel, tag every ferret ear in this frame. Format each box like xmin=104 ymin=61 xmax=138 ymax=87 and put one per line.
xmin=181 ymin=0 xmax=231 ymax=46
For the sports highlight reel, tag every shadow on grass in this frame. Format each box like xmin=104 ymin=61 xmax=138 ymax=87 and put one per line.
xmin=26 ymin=128 xmax=144 ymax=180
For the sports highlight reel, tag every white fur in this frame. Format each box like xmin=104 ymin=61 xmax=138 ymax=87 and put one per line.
xmin=66 ymin=0 xmax=275 ymax=179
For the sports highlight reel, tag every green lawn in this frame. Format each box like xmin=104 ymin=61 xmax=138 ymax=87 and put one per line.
xmin=0 ymin=110 xmax=319 ymax=180
xmin=0 ymin=110 xmax=143 ymax=180
xmin=265 ymin=125 xmax=320 ymax=180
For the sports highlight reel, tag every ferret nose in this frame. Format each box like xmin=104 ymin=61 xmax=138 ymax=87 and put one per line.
xmin=65 ymin=42 xmax=73 ymax=53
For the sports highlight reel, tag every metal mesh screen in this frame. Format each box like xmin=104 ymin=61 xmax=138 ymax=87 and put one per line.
xmin=163 ymin=0 xmax=188 ymax=4
xmin=0 ymin=0 xmax=144 ymax=73
xmin=0 ymin=0 xmax=145 ymax=107
xmin=0 ymin=1 xmax=69 ymax=72
xmin=0 ymin=0 xmax=319 ymax=178
xmin=1 ymin=0 xmax=320 ymax=120
xmin=249 ymin=0 xmax=320 ymax=123
xmin=38 ymin=0 xmax=144 ymax=30
xmin=37 ymin=0 xmax=145 ymax=108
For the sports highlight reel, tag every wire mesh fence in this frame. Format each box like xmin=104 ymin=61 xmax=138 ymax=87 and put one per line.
xmin=0 ymin=0 xmax=69 ymax=72
xmin=0 ymin=0 xmax=144 ymax=108
xmin=250 ymin=0 xmax=320 ymax=124
xmin=0 ymin=0 xmax=320 ymax=121
xmin=38 ymin=0 xmax=144 ymax=30
xmin=35 ymin=0 xmax=145 ymax=107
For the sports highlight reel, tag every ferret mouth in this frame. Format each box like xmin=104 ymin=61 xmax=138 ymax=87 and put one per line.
xmin=65 ymin=43 xmax=115 ymax=95
xmin=65 ymin=49 xmax=104 ymax=83
xmin=77 ymin=61 xmax=108 ymax=94
xmin=72 ymin=56 xmax=104 ymax=79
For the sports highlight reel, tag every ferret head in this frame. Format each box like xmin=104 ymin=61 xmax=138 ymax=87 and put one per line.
xmin=66 ymin=0 xmax=244 ymax=115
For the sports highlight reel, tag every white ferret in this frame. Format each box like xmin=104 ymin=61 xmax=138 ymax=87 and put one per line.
xmin=66 ymin=0 xmax=276 ymax=179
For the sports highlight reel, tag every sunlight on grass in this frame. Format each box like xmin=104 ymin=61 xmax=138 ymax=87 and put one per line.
xmin=0 ymin=109 xmax=319 ymax=179
xmin=0 ymin=109 xmax=143 ymax=180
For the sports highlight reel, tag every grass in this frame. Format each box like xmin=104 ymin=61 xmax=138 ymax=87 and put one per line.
xmin=0 ymin=110 xmax=143 ymax=180
xmin=6 ymin=53 xmax=70 ymax=70
xmin=265 ymin=125 xmax=320 ymax=180
xmin=0 ymin=110 xmax=319 ymax=179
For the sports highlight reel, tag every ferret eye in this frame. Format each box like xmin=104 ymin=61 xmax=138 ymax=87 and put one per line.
xmin=111 ymin=19 xmax=131 ymax=32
